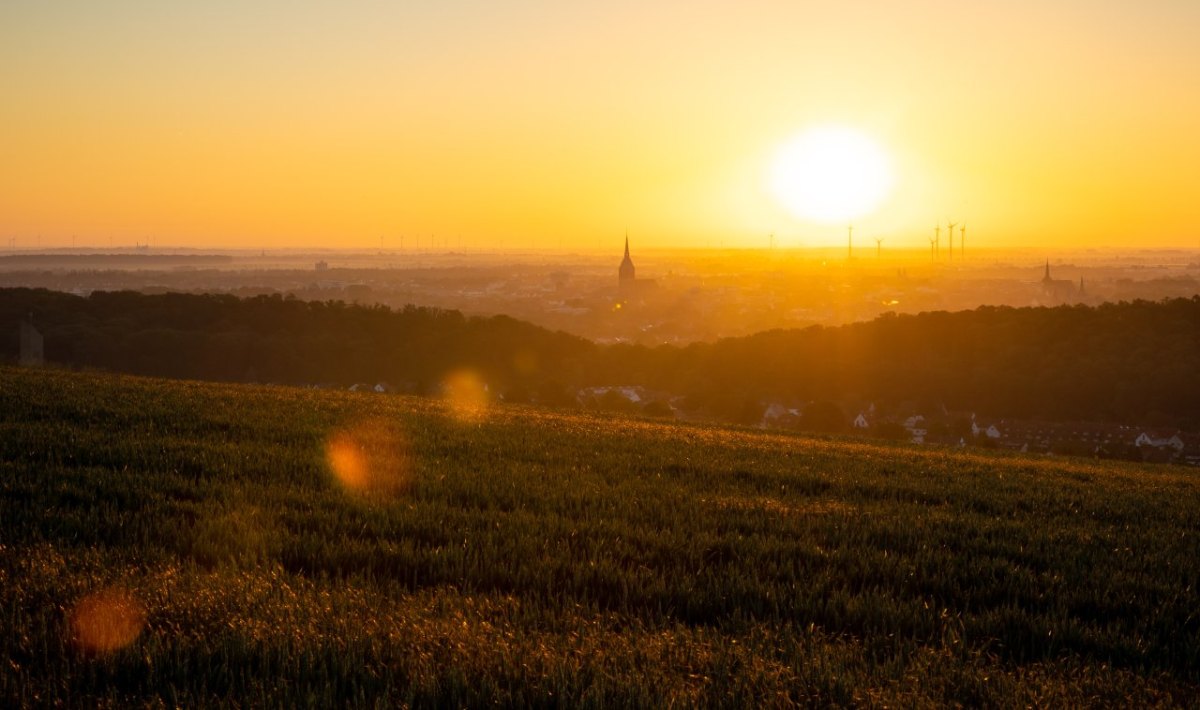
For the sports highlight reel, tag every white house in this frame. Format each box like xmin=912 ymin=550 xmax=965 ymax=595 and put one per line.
xmin=903 ymin=415 xmax=927 ymax=444
xmin=971 ymin=421 xmax=1002 ymax=439
xmin=1135 ymin=431 xmax=1184 ymax=451
xmin=578 ymin=385 xmax=644 ymax=405
xmin=762 ymin=402 xmax=800 ymax=421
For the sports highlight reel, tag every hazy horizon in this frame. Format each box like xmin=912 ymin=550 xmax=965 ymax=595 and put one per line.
xmin=4 ymin=244 xmax=1200 ymax=259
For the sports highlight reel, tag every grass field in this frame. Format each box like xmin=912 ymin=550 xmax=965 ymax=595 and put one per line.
xmin=2 ymin=366 xmax=1198 ymax=706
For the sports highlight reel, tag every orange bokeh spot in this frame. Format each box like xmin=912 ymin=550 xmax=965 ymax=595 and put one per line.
xmin=442 ymin=369 xmax=490 ymax=422
xmin=69 ymin=587 xmax=144 ymax=654
xmin=327 ymin=436 xmax=369 ymax=490
xmin=325 ymin=419 xmax=411 ymax=496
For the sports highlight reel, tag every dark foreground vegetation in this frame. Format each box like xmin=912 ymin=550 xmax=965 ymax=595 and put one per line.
xmin=4 ymin=288 xmax=1200 ymax=430
xmin=2 ymin=366 xmax=1198 ymax=706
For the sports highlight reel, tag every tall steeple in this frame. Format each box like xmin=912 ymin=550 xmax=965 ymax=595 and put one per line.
xmin=619 ymin=233 xmax=636 ymax=286
xmin=1043 ymin=259 xmax=1051 ymax=282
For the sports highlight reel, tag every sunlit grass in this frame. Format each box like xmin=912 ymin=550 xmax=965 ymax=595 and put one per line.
xmin=0 ymin=366 xmax=1197 ymax=705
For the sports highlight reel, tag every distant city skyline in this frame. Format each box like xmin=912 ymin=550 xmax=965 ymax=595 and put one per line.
xmin=2 ymin=1 xmax=1198 ymax=249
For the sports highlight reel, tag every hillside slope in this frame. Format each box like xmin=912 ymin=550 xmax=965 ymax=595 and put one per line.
xmin=1 ymin=366 xmax=1198 ymax=706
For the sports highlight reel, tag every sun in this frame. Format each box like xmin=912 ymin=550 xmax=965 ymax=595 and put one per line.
xmin=768 ymin=125 xmax=894 ymax=224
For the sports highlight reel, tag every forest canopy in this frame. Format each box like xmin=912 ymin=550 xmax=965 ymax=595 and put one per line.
xmin=4 ymin=288 xmax=1198 ymax=429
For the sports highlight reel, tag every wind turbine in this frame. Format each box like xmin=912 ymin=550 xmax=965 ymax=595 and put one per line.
xmin=934 ymin=223 xmax=941 ymax=259
xmin=928 ymin=236 xmax=936 ymax=262
xmin=946 ymin=221 xmax=958 ymax=261
xmin=875 ymin=237 xmax=884 ymax=258
xmin=959 ymin=224 xmax=966 ymax=259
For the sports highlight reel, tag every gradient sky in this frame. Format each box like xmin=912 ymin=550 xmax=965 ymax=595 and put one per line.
xmin=2 ymin=1 xmax=1198 ymax=249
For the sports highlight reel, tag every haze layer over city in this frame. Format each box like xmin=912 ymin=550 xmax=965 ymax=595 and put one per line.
xmin=4 ymin=245 xmax=1199 ymax=345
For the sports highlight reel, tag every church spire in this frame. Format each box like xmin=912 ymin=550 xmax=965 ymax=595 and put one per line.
xmin=619 ymin=233 xmax=635 ymax=285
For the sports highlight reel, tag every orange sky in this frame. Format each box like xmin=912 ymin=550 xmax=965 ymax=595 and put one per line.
xmin=2 ymin=1 xmax=1197 ymax=250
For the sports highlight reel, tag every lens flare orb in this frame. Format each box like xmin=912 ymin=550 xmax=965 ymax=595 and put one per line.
xmin=325 ymin=419 xmax=412 ymax=497
xmin=441 ymin=369 xmax=490 ymax=423
xmin=69 ymin=587 xmax=145 ymax=654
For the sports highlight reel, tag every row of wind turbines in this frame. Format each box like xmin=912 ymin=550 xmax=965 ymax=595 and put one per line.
xmin=842 ymin=221 xmax=967 ymax=261
xmin=929 ymin=221 xmax=967 ymax=261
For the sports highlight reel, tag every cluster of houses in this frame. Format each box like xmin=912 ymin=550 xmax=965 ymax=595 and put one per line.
xmin=572 ymin=385 xmax=1200 ymax=467
xmin=846 ymin=407 xmax=1200 ymax=466
xmin=567 ymin=382 xmax=1200 ymax=467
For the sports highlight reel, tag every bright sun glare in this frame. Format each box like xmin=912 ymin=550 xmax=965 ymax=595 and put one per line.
xmin=769 ymin=125 xmax=894 ymax=224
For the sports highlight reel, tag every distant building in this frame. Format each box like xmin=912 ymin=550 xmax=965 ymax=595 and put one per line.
xmin=903 ymin=415 xmax=927 ymax=444
xmin=761 ymin=402 xmax=802 ymax=428
xmin=18 ymin=321 xmax=43 ymax=366
xmin=315 ymin=260 xmax=328 ymax=271
xmin=618 ymin=237 xmax=656 ymax=293
xmin=987 ymin=419 xmax=1138 ymax=456
xmin=578 ymin=385 xmax=644 ymax=405
xmin=971 ymin=416 xmax=1002 ymax=439
xmin=1041 ymin=261 xmax=1078 ymax=302
xmin=619 ymin=237 xmax=636 ymax=287
xmin=1135 ymin=430 xmax=1184 ymax=453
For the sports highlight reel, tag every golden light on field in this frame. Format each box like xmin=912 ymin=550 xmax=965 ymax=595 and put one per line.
xmin=768 ymin=126 xmax=894 ymax=224
xmin=68 ymin=587 xmax=145 ymax=654
xmin=325 ymin=419 xmax=411 ymax=497
xmin=441 ymin=369 xmax=491 ymax=423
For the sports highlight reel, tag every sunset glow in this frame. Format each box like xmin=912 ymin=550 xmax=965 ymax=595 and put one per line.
xmin=769 ymin=126 xmax=894 ymax=224
xmin=1 ymin=2 xmax=1198 ymax=248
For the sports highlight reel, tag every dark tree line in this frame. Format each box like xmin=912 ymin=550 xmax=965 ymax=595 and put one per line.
xmin=598 ymin=299 xmax=1200 ymax=428
xmin=4 ymin=288 xmax=1199 ymax=429
xmin=1 ymin=289 xmax=591 ymax=398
